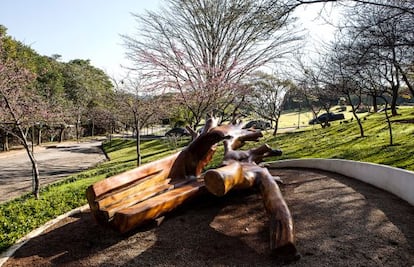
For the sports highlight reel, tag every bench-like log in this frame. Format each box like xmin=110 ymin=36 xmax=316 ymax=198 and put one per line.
xmin=86 ymin=153 xmax=180 ymax=225
xmin=112 ymin=180 xmax=205 ymax=233
xmin=86 ymin=118 xmax=296 ymax=259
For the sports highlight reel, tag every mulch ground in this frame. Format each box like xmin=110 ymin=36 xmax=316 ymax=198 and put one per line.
xmin=4 ymin=168 xmax=414 ymax=266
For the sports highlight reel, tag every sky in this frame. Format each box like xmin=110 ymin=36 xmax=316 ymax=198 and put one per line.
xmin=1 ymin=1 xmax=337 ymax=78
xmin=1 ymin=0 xmax=162 ymax=78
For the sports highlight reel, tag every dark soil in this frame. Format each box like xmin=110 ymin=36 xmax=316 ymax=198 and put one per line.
xmin=4 ymin=168 xmax=414 ymax=266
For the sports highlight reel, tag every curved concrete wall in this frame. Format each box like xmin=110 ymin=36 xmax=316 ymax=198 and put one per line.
xmin=264 ymin=159 xmax=414 ymax=206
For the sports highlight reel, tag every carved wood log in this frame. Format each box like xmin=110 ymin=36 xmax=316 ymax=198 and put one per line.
xmin=86 ymin=117 xmax=295 ymax=258
xmin=204 ymin=161 xmax=255 ymax=196
xmin=253 ymin=167 xmax=297 ymax=257
xmin=86 ymin=153 xmax=179 ymax=224
xmin=111 ymin=180 xmax=205 ymax=233
xmin=204 ymin=161 xmax=297 ymax=257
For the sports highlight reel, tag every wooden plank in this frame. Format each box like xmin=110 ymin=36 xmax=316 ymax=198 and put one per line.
xmin=112 ymin=180 xmax=205 ymax=233
xmin=96 ymin=176 xmax=171 ymax=210
xmin=101 ymin=183 xmax=173 ymax=220
xmin=87 ymin=152 xmax=179 ymax=200
xmin=100 ymin=178 xmax=192 ymax=220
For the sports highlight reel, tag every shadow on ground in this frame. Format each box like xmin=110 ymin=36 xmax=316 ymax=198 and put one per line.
xmin=5 ymin=169 xmax=414 ymax=266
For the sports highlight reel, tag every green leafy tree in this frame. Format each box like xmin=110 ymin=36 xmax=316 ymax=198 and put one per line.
xmin=248 ymin=72 xmax=293 ymax=135
xmin=62 ymin=59 xmax=113 ymax=141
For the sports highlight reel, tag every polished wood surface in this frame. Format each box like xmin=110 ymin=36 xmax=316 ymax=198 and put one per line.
xmin=112 ymin=180 xmax=205 ymax=233
xmin=86 ymin=118 xmax=296 ymax=258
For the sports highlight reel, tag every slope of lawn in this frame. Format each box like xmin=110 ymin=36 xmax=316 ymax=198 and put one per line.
xmin=0 ymin=107 xmax=413 ymax=253
xmin=198 ymin=106 xmax=414 ymax=171
xmin=277 ymin=105 xmax=368 ymax=130
xmin=267 ymin=106 xmax=414 ymax=170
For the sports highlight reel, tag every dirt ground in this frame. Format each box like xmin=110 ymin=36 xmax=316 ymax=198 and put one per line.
xmin=4 ymin=168 xmax=414 ymax=266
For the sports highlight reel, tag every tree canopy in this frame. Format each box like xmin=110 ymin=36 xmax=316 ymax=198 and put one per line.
xmin=123 ymin=0 xmax=302 ymax=127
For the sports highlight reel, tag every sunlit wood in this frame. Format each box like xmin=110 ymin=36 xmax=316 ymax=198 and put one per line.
xmin=86 ymin=118 xmax=295 ymax=258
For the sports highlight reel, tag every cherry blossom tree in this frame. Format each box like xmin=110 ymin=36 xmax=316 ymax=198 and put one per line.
xmin=112 ymin=74 xmax=163 ymax=166
xmin=123 ymin=0 xmax=302 ymax=128
xmin=0 ymin=37 xmax=44 ymax=198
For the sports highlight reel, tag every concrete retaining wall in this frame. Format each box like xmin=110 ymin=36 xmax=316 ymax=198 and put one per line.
xmin=264 ymin=159 xmax=414 ymax=206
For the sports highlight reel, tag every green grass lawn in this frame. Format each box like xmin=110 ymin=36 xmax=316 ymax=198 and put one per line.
xmin=267 ymin=106 xmax=414 ymax=170
xmin=277 ymin=105 xmax=368 ymax=130
xmin=0 ymin=106 xmax=413 ymax=253
xmin=196 ymin=106 xmax=414 ymax=171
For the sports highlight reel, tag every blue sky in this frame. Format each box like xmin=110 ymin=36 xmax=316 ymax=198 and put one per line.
xmin=1 ymin=1 xmax=336 ymax=78
xmin=1 ymin=0 xmax=161 ymax=77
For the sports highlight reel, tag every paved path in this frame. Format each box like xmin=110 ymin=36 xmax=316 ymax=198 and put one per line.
xmin=0 ymin=140 xmax=107 ymax=203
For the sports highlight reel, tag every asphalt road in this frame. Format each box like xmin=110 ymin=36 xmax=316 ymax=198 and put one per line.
xmin=0 ymin=140 xmax=107 ymax=203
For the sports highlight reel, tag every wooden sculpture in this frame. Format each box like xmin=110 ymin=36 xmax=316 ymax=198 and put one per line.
xmin=86 ymin=118 xmax=297 ymax=258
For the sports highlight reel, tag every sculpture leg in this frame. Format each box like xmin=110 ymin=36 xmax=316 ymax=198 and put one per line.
xmin=257 ymin=168 xmax=299 ymax=260
xmin=204 ymin=162 xmax=298 ymax=259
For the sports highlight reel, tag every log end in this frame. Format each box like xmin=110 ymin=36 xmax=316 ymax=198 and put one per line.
xmin=204 ymin=170 xmax=227 ymax=196
xmin=271 ymin=242 xmax=301 ymax=263
xmin=268 ymin=216 xmax=299 ymax=262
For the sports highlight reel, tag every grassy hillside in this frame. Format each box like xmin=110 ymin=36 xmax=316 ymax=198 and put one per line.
xmin=200 ymin=106 xmax=414 ymax=171
xmin=276 ymin=106 xmax=368 ymax=130
xmin=266 ymin=106 xmax=414 ymax=170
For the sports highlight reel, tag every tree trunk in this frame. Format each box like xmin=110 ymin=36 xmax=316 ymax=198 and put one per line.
xmin=134 ymin=113 xmax=141 ymax=166
xmin=396 ymin=64 xmax=414 ymax=98
xmin=18 ymin=125 xmax=40 ymax=199
xmin=59 ymin=125 xmax=65 ymax=143
xmin=5 ymin=133 xmax=9 ymax=151
xmin=1 ymin=130 xmax=9 ymax=152
xmin=272 ymin=118 xmax=279 ymax=136
xmin=390 ymin=51 xmax=400 ymax=116
xmin=391 ymin=85 xmax=399 ymax=116
xmin=37 ymin=127 xmax=42 ymax=145
xmin=372 ymin=95 xmax=378 ymax=112
xmin=92 ymin=119 xmax=95 ymax=137
xmin=346 ymin=94 xmax=364 ymax=137
xmin=380 ymin=96 xmax=393 ymax=146
xmin=75 ymin=122 xmax=80 ymax=143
